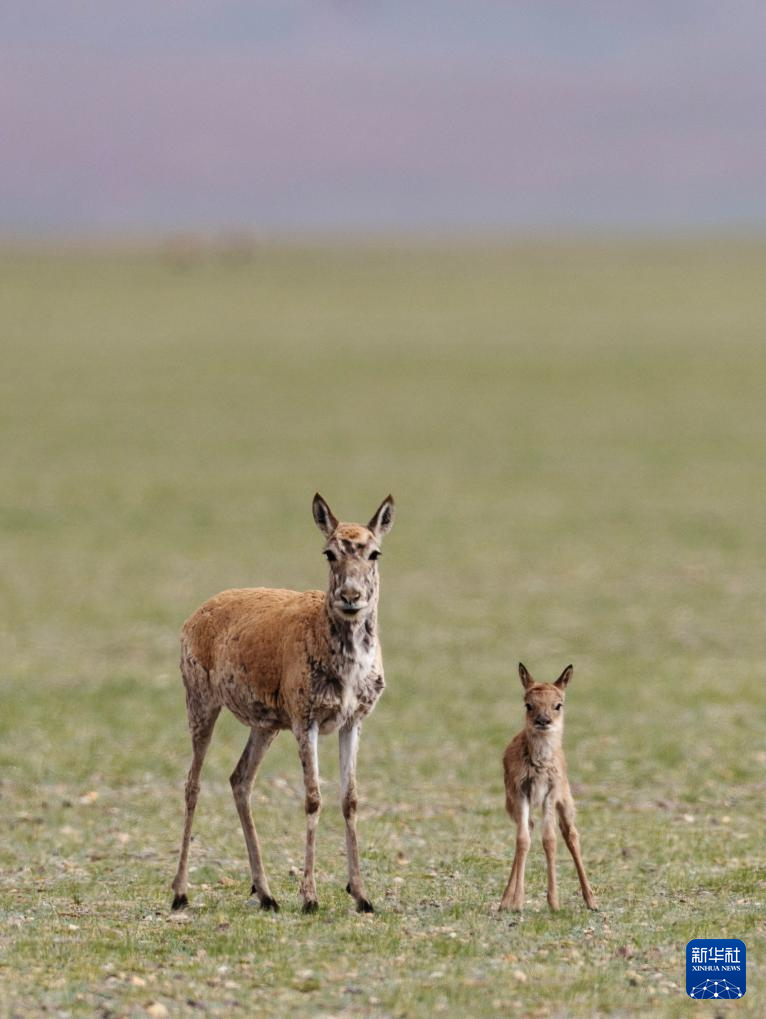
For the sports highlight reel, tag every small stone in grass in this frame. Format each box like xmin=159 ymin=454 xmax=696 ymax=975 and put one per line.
xmin=293 ymin=973 xmax=321 ymax=993
xmin=146 ymin=1004 xmax=169 ymax=1018
xmin=513 ymin=970 xmax=527 ymax=983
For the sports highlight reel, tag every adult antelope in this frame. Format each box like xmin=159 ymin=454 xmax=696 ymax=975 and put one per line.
xmin=171 ymin=493 xmax=395 ymax=914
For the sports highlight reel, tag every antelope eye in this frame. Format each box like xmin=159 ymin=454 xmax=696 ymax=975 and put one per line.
xmin=369 ymin=550 xmax=381 ymax=561
xmin=323 ymin=550 xmax=337 ymax=562
xmin=555 ymin=703 xmax=562 ymax=711
xmin=525 ymin=703 xmax=532 ymax=712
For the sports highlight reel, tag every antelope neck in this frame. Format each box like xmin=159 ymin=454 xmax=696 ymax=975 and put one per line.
xmin=525 ymin=727 xmax=562 ymax=765
xmin=324 ymin=600 xmax=377 ymax=655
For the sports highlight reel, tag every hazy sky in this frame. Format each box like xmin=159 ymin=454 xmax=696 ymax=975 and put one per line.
xmin=2 ymin=1 xmax=765 ymax=235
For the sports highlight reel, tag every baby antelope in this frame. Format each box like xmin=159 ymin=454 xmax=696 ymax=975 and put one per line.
xmin=499 ymin=662 xmax=597 ymax=913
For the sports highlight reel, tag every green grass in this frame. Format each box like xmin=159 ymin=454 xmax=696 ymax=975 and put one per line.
xmin=1 ymin=239 xmax=764 ymax=1016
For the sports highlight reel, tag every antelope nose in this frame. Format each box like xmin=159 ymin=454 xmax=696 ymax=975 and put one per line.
xmin=536 ymin=715 xmax=551 ymax=727
xmin=341 ymin=586 xmax=362 ymax=604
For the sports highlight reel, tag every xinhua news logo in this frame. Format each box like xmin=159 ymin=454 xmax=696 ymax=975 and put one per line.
xmin=686 ymin=939 xmax=746 ymax=1000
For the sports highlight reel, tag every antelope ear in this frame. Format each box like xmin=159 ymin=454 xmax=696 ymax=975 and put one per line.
xmin=367 ymin=495 xmax=395 ymax=540
xmin=554 ymin=664 xmax=573 ymax=690
xmin=518 ymin=662 xmax=534 ymax=690
xmin=312 ymin=493 xmax=339 ymax=538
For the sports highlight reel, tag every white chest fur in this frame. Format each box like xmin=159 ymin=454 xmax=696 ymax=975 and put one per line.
xmin=338 ymin=633 xmax=377 ymax=717
xmin=313 ymin=628 xmax=379 ymax=734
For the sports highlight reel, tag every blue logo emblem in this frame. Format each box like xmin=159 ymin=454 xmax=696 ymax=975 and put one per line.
xmin=686 ymin=939 xmax=746 ymax=999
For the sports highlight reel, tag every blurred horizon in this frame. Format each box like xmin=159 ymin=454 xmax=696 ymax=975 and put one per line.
xmin=4 ymin=227 xmax=766 ymax=252
xmin=2 ymin=1 xmax=765 ymax=239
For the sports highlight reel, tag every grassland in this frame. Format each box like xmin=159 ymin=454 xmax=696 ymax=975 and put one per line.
xmin=0 ymin=239 xmax=764 ymax=1017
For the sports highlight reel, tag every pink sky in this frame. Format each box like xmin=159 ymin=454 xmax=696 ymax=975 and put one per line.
xmin=1 ymin=2 xmax=765 ymax=234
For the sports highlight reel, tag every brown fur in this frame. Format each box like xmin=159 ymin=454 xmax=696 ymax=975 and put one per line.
xmin=499 ymin=662 xmax=597 ymax=912
xmin=171 ymin=494 xmax=395 ymax=914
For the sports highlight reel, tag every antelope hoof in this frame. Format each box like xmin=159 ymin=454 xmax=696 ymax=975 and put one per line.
xmin=249 ymin=886 xmax=279 ymax=912
xmin=356 ymin=897 xmax=374 ymax=913
xmin=171 ymin=893 xmax=189 ymax=911
xmin=302 ymin=899 xmax=319 ymax=914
